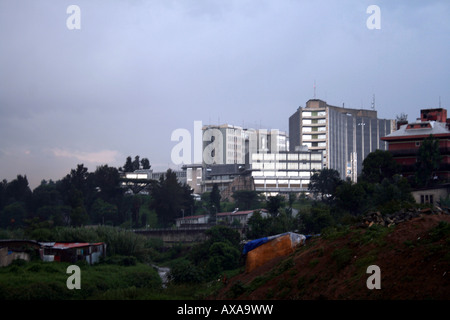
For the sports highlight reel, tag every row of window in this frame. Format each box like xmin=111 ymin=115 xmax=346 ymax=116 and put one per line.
xmin=303 ymin=119 xmax=326 ymax=125
xmin=252 ymin=171 xmax=314 ymax=177
xmin=303 ymin=134 xmax=327 ymax=140
xmin=304 ymin=142 xmax=326 ymax=148
xmin=302 ymin=126 xmax=326 ymax=132
xmin=252 ymin=162 xmax=322 ymax=170
xmin=303 ymin=111 xmax=326 ymax=117
xmin=251 ymin=153 xmax=322 ymax=161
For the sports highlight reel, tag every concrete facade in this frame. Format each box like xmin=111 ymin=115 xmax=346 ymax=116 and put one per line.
xmin=289 ymin=99 xmax=395 ymax=181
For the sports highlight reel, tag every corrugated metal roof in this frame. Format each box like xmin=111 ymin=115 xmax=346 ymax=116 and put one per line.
xmin=176 ymin=209 xmax=268 ymax=220
xmin=50 ymin=242 xmax=104 ymax=249
xmin=217 ymin=209 xmax=268 ymax=216
xmin=383 ymin=121 xmax=450 ymax=140
xmin=177 ymin=214 xmax=207 ymax=220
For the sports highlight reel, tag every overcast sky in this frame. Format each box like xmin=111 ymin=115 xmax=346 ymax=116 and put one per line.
xmin=1 ymin=0 xmax=449 ymax=189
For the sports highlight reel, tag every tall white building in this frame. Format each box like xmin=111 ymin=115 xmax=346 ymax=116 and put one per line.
xmin=289 ymin=99 xmax=396 ymax=181
xmin=202 ymin=124 xmax=289 ymax=166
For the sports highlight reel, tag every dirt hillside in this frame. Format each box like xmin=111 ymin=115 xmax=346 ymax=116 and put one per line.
xmin=212 ymin=213 xmax=450 ymax=300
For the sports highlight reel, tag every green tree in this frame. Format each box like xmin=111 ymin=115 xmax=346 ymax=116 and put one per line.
xmin=188 ymin=226 xmax=241 ymax=280
xmin=169 ymin=259 xmax=205 ymax=284
xmin=35 ymin=205 xmax=71 ymax=226
xmin=132 ymin=156 xmax=141 ymax=171
xmin=141 ymin=158 xmax=151 ymax=170
xmin=210 ymin=184 xmax=221 ymax=213
xmin=206 ymin=241 xmax=240 ymax=275
xmin=63 ymin=164 xmax=90 ymax=193
xmin=416 ymin=135 xmax=442 ymax=187
xmin=266 ymin=194 xmax=285 ymax=217
xmin=308 ymin=168 xmax=342 ymax=202
xmin=287 ymin=193 xmax=297 ymax=214
xmin=123 ymin=156 xmax=134 ymax=172
xmin=58 ymin=164 xmax=94 ymax=209
xmin=361 ymin=149 xmax=401 ymax=183
xmin=150 ymin=169 xmax=193 ymax=227
xmin=335 ymin=180 xmax=369 ymax=216
xmin=205 ymin=225 xmax=241 ymax=247
xmin=298 ymin=203 xmax=334 ymax=234
xmin=4 ymin=175 xmax=32 ymax=209
xmin=246 ymin=210 xmax=271 ymax=239
xmin=92 ymin=165 xmax=122 ymax=202
xmin=232 ymin=190 xmax=261 ymax=210
xmin=32 ymin=180 xmax=62 ymax=212
xmin=372 ymin=175 xmax=414 ymax=214
xmin=91 ymin=198 xmax=118 ymax=225
xmin=0 ymin=201 xmax=27 ymax=228
xmin=0 ymin=179 xmax=7 ymax=211
xmin=69 ymin=190 xmax=89 ymax=227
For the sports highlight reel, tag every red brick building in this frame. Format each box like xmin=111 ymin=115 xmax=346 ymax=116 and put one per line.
xmin=381 ymin=108 xmax=450 ymax=181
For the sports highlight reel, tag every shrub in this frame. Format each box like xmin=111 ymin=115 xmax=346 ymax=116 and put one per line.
xmin=428 ymin=221 xmax=450 ymax=242
xmin=168 ymin=259 xmax=204 ymax=284
xmin=207 ymin=241 xmax=240 ymax=275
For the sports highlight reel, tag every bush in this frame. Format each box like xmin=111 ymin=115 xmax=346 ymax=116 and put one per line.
xmin=299 ymin=203 xmax=335 ymax=234
xmin=168 ymin=259 xmax=204 ymax=284
xmin=428 ymin=221 xmax=450 ymax=242
xmin=205 ymin=226 xmax=241 ymax=247
xmin=51 ymin=226 xmax=148 ymax=260
xmin=207 ymin=242 xmax=240 ymax=275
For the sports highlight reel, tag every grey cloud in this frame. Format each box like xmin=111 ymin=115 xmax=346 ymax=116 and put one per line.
xmin=0 ymin=0 xmax=449 ymax=188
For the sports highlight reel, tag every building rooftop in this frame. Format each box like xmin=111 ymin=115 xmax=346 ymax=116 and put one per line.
xmin=382 ymin=120 xmax=450 ymax=141
xmin=217 ymin=209 xmax=268 ymax=217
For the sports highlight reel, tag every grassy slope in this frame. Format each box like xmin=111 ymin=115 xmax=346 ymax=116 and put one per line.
xmin=0 ymin=260 xmax=164 ymax=300
xmin=212 ymin=214 xmax=450 ymax=300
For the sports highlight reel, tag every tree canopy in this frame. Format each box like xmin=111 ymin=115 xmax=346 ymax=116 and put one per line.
xmin=308 ymin=168 xmax=342 ymax=201
xmin=415 ymin=135 xmax=442 ymax=187
xmin=150 ymin=169 xmax=194 ymax=228
xmin=361 ymin=149 xmax=401 ymax=183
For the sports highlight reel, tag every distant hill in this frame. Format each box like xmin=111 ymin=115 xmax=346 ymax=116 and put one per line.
xmin=212 ymin=213 xmax=450 ymax=300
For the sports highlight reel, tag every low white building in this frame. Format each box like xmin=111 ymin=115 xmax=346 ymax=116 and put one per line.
xmin=251 ymin=151 xmax=323 ymax=196
xmin=217 ymin=209 xmax=269 ymax=225
xmin=175 ymin=214 xmax=209 ymax=227
xmin=175 ymin=209 xmax=269 ymax=227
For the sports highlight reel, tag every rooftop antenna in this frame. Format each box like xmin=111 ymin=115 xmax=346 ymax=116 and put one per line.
xmin=371 ymin=94 xmax=376 ymax=110
xmin=313 ymin=80 xmax=316 ymax=99
xmin=439 ymin=96 xmax=441 ymax=108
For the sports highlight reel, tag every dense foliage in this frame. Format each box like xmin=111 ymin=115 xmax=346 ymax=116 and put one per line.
xmin=168 ymin=226 xmax=242 ymax=284
xmin=0 ymin=156 xmax=194 ymax=232
xmin=1 ymin=148 xmax=445 ymax=300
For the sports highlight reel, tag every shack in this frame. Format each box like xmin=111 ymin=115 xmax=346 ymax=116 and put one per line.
xmin=41 ymin=242 xmax=106 ymax=265
xmin=0 ymin=240 xmax=41 ymax=267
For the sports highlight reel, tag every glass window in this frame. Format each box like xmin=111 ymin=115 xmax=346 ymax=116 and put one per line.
xmin=311 ymin=153 xmax=322 ymax=161
xmin=299 ymin=162 xmax=310 ymax=170
xmin=299 ymin=153 xmax=309 ymax=160
xmin=264 ymin=163 xmax=275 ymax=170
xmin=288 ymin=163 xmax=298 ymax=170
xmin=277 ymin=163 xmax=286 ymax=170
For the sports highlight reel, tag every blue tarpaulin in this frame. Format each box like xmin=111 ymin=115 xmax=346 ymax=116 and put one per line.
xmin=242 ymin=237 xmax=270 ymax=255
xmin=243 ymin=232 xmax=312 ymax=255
